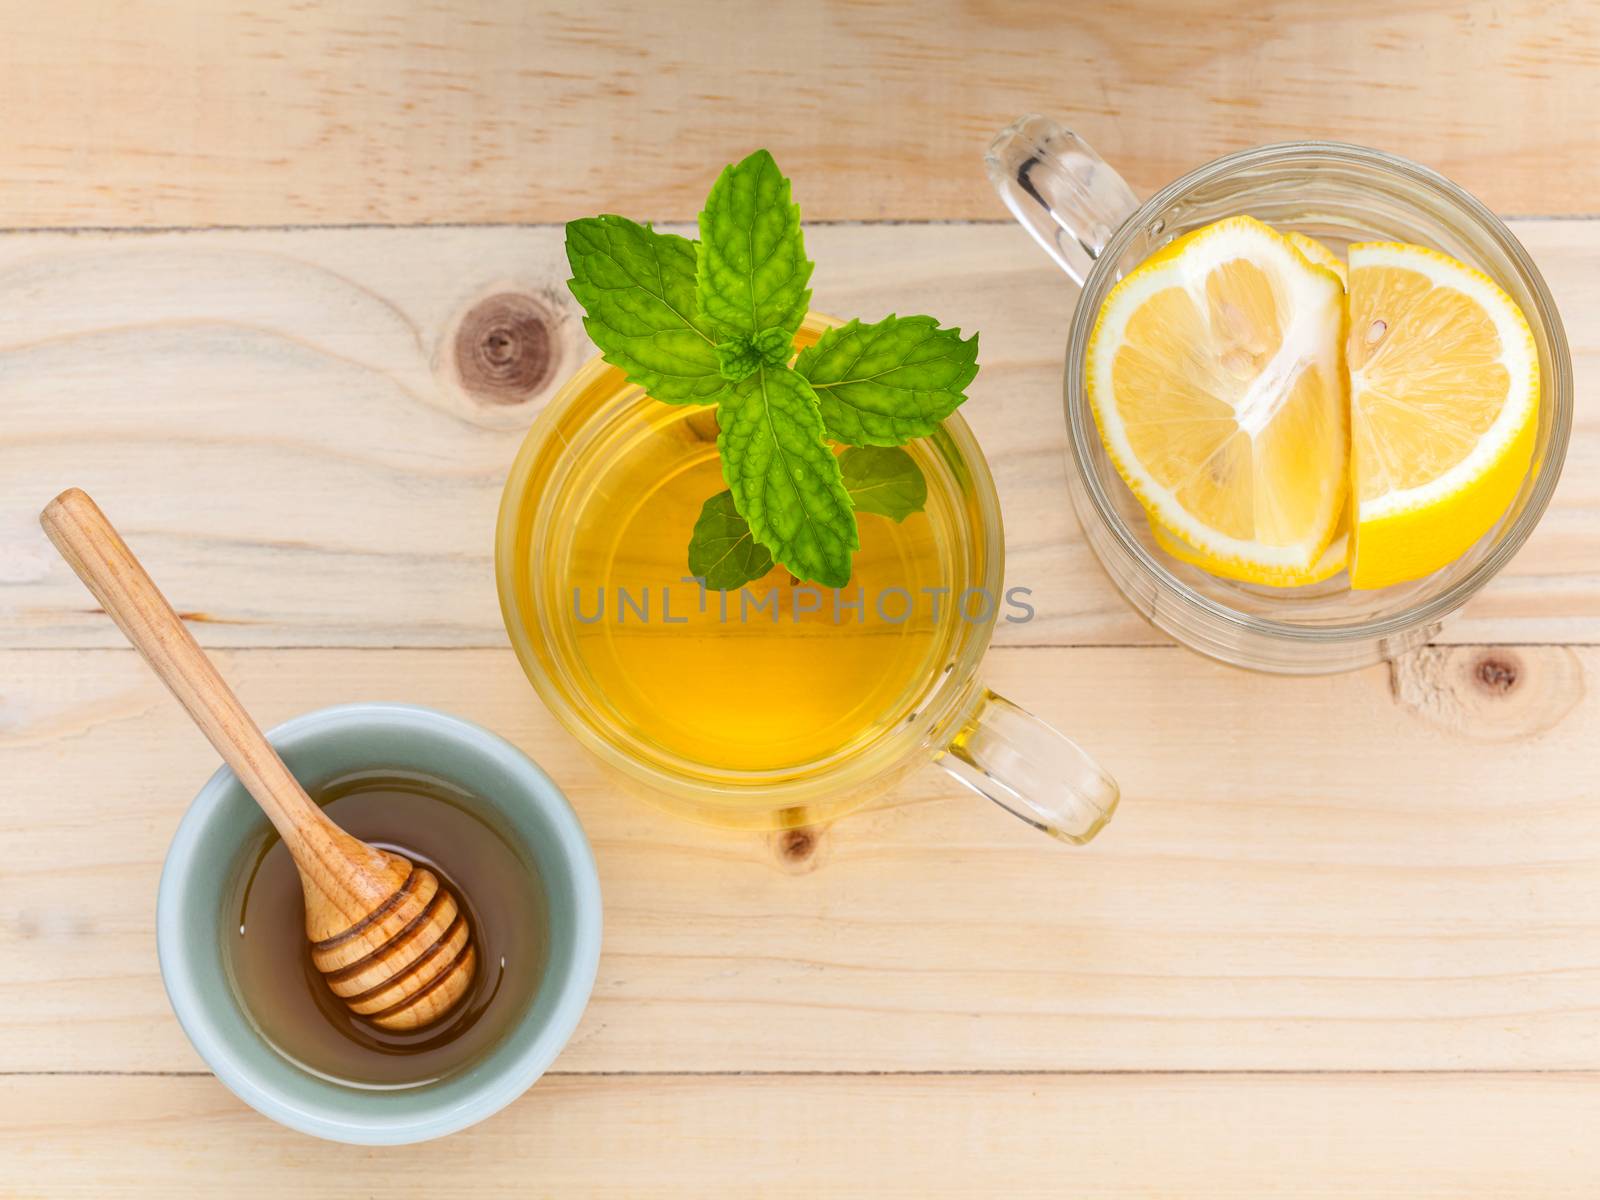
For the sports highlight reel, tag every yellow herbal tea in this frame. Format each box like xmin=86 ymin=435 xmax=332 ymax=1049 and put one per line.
xmin=497 ymin=317 xmax=1118 ymax=843
xmin=514 ymin=382 xmax=987 ymax=775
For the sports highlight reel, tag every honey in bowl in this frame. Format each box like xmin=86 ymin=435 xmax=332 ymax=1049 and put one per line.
xmin=221 ymin=771 xmax=548 ymax=1087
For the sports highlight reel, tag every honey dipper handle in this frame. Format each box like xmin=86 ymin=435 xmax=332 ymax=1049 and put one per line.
xmin=39 ymin=488 xmax=331 ymax=853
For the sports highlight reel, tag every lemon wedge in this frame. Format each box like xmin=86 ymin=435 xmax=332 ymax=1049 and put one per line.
xmin=1346 ymin=243 xmax=1538 ymax=589
xmin=1087 ymin=215 xmax=1348 ymax=585
xmin=1149 ymin=229 xmax=1351 ymax=586
xmin=1285 ymin=232 xmax=1347 ymax=285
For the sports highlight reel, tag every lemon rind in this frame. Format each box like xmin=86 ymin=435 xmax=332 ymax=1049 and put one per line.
xmin=1284 ymin=231 xmax=1348 ymax=285
xmin=1151 ymin=520 xmax=1350 ymax=587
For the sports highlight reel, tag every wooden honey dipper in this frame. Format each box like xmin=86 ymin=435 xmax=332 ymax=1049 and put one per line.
xmin=41 ymin=488 xmax=476 ymax=1031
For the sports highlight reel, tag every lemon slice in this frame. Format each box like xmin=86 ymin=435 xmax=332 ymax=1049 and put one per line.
xmin=1151 ymin=516 xmax=1349 ymax=585
xmin=1346 ymin=242 xmax=1538 ymax=589
xmin=1285 ymin=232 xmax=1347 ymax=285
xmin=1087 ymin=215 xmax=1348 ymax=584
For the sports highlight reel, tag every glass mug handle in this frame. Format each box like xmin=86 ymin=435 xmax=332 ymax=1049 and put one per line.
xmin=963 ymin=114 xmax=1128 ymax=843
xmin=985 ymin=114 xmax=1142 ymax=286
xmin=937 ymin=690 xmax=1119 ymax=844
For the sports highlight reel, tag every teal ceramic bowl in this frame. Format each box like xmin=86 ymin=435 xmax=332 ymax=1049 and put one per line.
xmin=157 ymin=703 xmax=602 ymax=1144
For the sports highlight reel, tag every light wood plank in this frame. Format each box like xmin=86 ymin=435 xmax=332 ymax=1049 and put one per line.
xmin=2 ymin=1 xmax=1599 ymax=226
xmin=4 ymin=1072 xmax=1600 ymax=1196
xmin=2 ymin=221 xmax=1595 ymax=650
xmin=6 ymin=642 xmax=1600 ymax=1074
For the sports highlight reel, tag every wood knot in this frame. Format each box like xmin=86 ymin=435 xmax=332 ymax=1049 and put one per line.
xmin=778 ymin=828 xmax=816 ymax=862
xmin=1389 ymin=645 xmax=1582 ymax=741
xmin=768 ymin=815 xmax=827 ymax=874
xmin=453 ymin=293 xmax=557 ymax=402
xmin=1475 ymin=654 xmax=1519 ymax=695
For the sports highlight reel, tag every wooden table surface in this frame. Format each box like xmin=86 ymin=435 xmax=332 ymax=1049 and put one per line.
xmin=3 ymin=3 xmax=1599 ymax=1195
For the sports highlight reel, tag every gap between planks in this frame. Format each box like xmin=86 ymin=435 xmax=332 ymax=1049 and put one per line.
xmin=10 ymin=1067 xmax=1600 ymax=1079
xmin=1 ymin=215 xmax=1599 ymax=236
xmin=0 ymin=641 xmax=1586 ymax=652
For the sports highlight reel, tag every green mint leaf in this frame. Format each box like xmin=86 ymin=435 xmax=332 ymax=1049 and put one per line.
xmin=565 ymin=216 xmax=724 ymax=404
xmin=716 ymin=329 xmax=792 ymax=381
xmin=697 ymin=150 xmax=813 ymax=342
xmin=795 ymin=315 xmax=980 ymax=445
xmin=840 ymin=446 xmax=927 ymax=523
xmin=716 ymin=338 xmax=760 ymax=381
xmin=717 ymin=365 xmax=857 ymax=588
xmin=687 ymin=490 xmax=774 ymax=590
xmin=752 ymin=327 xmax=792 ymax=367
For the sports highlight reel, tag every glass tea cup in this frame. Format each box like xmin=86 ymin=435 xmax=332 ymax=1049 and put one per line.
xmin=988 ymin=115 xmax=1572 ymax=674
xmin=495 ymin=313 xmax=1118 ymax=843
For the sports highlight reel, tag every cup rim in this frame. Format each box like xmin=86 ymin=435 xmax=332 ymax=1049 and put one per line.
xmin=494 ymin=312 xmax=1005 ymax=809
xmin=156 ymin=702 xmax=602 ymax=1144
xmin=1063 ymin=139 xmax=1573 ymax=646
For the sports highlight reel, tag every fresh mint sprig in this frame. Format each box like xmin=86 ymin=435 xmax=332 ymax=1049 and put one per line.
xmin=687 ymin=490 xmax=773 ymax=591
xmin=696 ymin=151 xmax=813 ymax=344
xmin=687 ymin=446 xmax=924 ymax=587
xmin=565 ymin=149 xmax=980 ymax=590
xmin=563 ymin=215 xmax=724 ymax=404
xmin=838 ymin=446 xmax=928 ymax=523
xmin=717 ymin=364 xmax=857 ymax=588
xmin=797 ymin=315 xmax=980 ymax=445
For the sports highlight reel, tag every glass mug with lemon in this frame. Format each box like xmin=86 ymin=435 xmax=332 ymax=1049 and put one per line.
xmin=497 ymin=151 xmax=1119 ymax=842
xmin=989 ymin=116 xmax=1571 ymax=672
